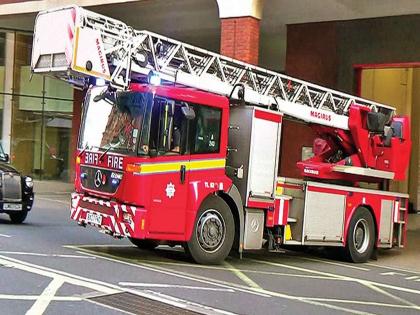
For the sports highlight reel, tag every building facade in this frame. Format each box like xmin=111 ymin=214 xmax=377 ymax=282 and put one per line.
xmin=0 ymin=30 xmax=73 ymax=181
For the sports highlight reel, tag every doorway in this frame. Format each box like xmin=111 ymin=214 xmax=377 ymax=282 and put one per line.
xmin=356 ymin=64 xmax=420 ymax=211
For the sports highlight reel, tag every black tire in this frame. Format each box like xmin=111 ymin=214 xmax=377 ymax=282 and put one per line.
xmin=9 ymin=210 xmax=28 ymax=224
xmin=186 ymin=195 xmax=235 ymax=265
xmin=344 ymin=207 xmax=375 ymax=263
xmin=129 ymin=238 xmax=159 ymax=250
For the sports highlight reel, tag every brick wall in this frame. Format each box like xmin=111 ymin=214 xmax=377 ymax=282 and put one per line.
xmin=220 ymin=16 xmax=260 ymax=65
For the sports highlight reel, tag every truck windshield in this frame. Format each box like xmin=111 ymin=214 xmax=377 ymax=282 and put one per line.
xmin=79 ymin=87 xmax=152 ymax=155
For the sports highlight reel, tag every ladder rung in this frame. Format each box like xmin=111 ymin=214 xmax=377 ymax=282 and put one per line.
xmin=31 ymin=6 xmax=397 ymax=129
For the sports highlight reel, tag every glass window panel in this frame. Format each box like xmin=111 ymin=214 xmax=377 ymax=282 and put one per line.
xmin=42 ymin=99 xmax=73 ymax=180
xmin=10 ymin=96 xmax=42 ymax=179
xmin=45 ymin=76 xmax=73 ymax=101
xmin=19 ymin=65 xmax=43 ymax=98
xmin=191 ymin=105 xmax=221 ymax=154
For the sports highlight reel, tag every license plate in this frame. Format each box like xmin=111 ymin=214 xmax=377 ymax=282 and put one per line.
xmin=4 ymin=203 xmax=22 ymax=211
xmin=86 ymin=212 xmax=103 ymax=225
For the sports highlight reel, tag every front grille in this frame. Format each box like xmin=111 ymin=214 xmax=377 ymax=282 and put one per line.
xmin=89 ymin=292 xmax=201 ymax=315
xmin=2 ymin=173 xmax=22 ymax=202
xmin=80 ymin=166 xmax=123 ymax=194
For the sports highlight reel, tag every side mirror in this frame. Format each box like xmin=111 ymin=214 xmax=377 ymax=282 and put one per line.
xmin=182 ymin=106 xmax=195 ymax=120
xmin=0 ymin=153 xmax=9 ymax=163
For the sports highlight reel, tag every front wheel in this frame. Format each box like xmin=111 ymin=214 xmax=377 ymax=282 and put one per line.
xmin=344 ymin=207 xmax=375 ymax=263
xmin=9 ymin=210 xmax=28 ymax=224
xmin=186 ymin=195 xmax=234 ymax=264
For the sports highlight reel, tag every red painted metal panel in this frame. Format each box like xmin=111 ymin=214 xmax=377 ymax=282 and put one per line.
xmin=254 ymin=109 xmax=282 ymax=123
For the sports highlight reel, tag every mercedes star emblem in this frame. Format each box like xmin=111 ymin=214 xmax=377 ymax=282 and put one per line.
xmin=94 ymin=170 xmax=105 ymax=188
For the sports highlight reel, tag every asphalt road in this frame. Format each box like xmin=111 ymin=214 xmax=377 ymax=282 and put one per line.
xmin=0 ymin=194 xmax=420 ymax=315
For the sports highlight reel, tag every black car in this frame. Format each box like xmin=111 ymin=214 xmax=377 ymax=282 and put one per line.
xmin=0 ymin=144 xmax=34 ymax=224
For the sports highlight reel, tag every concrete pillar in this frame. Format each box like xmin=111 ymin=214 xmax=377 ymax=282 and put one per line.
xmin=2 ymin=32 xmax=15 ymax=155
xmin=217 ymin=0 xmax=264 ymax=65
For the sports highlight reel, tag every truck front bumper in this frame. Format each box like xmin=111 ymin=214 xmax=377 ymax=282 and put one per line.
xmin=70 ymin=193 xmax=147 ymax=238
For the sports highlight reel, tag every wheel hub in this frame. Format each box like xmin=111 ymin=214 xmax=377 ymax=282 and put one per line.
xmin=353 ymin=218 xmax=370 ymax=254
xmin=196 ymin=209 xmax=226 ymax=253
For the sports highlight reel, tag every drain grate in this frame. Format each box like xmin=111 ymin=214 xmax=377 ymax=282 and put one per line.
xmin=89 ymin=292 xmax=202 ymax=315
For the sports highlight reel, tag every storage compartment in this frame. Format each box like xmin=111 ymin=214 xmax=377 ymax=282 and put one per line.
xmin=303 ymin=188 xmax=345 ymax=244
xmin=227 ymin=106 xmax=282 ymax=204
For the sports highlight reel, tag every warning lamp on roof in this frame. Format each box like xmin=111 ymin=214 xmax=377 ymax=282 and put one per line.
xmin=147 ymin=71 xmax=161 ymax=86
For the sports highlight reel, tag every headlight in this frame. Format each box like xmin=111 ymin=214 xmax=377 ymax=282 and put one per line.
xmin=25 ymin=177 xmax=33 ymax=188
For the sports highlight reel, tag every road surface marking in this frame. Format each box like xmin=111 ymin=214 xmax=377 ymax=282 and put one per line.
xmin=249 ymin=258 xmax=420 ymax=297
xmin=380 ymin=271 xmax=407 ymax=276
xmin=366 ymin=262 xmax=420 ymax=275
xmin=74 ymin=248 xmax=271 ymax=298
xmin=406 ymin=276 xmax=420 ymax=280
xmin=0 ymin=295 xmax=81 ymax=301
xmin=0 ymin=255 xmax=235 ymax=315
xmin=106 ymin=256 xmax=336 ymax=280
xmin=304 ymin=297 xmax=420 ymax=310
xmin=76 ymin=247 xmax=375 ymax=314
xmin=0 ymin=233 xmax=11 ymax=238
xmin=0 ymin=251 xmax=95 ymax=259
xmin=119 ymin=282 xmax=235 ymax=292
xmin=293 ymin=256 xmax=370 ymax=271
xmin=0 ymin=255 xmax=118 ymax=295
xmin=71 ymin=246 xmax=337 ymax=281
xmin=26 ymin=278 xmax=64 ymax=315
xmin=360 ymin=280 xmax=418 ymax=308
xmin=223 ymin=261 xmax=262 ymax=289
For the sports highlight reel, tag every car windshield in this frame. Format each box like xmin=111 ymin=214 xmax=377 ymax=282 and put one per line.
xmin=79 ymin=87 xmax=152 ymax=155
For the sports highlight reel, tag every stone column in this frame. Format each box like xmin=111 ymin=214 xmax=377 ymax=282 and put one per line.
xmin=2 ymin=32 xmax=15 ymax=155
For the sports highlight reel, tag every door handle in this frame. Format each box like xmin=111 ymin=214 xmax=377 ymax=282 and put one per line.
xmin=180 ymin=165 xmax=186 ymax=184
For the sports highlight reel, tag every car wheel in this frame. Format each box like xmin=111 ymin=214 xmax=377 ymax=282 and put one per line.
xmin=9 ymin=210 xmax=28 ymax=224
xmin=344 ymin=207 xmax=375 ymax=263
xmin=128 ymin=238 xmax=159 ymax=250
xmin=186 ymin=195 xmax=234 ymax=265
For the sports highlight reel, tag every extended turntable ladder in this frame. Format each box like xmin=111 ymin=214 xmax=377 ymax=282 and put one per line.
xmin=31 ymin=5 xmax=395 ymax=130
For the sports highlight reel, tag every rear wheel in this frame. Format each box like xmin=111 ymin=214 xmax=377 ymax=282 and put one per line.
xmin=344 ymin=207 xmax=375 ymax=263
xmin=186 ymin=195 xmax=234 ymax=264
xmin=129 ymin=238 xmax=159 ymax=250
xmin=9 ymin=210 xmax=28 ymax=224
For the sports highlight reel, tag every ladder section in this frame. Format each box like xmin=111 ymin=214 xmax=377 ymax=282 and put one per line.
xmin=31 ymin=6 xmax=395 ymax=130
xmin=393 ymin=198 xmax=408 ymax=247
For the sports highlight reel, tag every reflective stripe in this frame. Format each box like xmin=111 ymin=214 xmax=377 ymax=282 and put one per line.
xmin=139 ymin=158 xmax=225 ymax=175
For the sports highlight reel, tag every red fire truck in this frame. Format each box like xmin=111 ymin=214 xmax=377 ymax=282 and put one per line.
xmin=31 ymin=6 xmax=411 ymax=264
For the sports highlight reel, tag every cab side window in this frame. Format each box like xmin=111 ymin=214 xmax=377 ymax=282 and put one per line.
xmin=190 ymin=105 xmax=222 ymax=154
xmin=147 ymin=97 xmax=187 ymax=155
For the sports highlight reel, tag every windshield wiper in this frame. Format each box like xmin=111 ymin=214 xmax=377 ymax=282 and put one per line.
xmin=99 ymin=142 xmax=119 ymax=162
xmin=78 ymin=143 xmax=89 ymax=157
